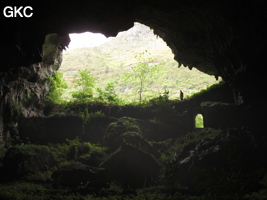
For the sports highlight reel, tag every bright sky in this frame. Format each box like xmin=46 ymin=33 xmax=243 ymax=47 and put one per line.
xmin=66 ymin=32 xmax=113 ymax=51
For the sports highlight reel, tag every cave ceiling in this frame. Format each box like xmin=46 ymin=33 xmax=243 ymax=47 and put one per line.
xmin=0 ymin=0 xmax=266 ymax=94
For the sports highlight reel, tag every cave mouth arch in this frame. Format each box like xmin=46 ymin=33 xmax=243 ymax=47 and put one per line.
xmin=59 ymin=22 xmax=220 ymax=102
xmin=2 ymin=0 xmax=265 ymax=105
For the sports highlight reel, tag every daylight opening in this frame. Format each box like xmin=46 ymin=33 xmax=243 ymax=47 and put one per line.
xmin=195 ymin=114 xmax=204 ymax=128
xmin=59 ymin=22 xmax=221 ymax=103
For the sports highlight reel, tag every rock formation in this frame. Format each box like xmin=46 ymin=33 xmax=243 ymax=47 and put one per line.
xmin=0 ymin=33 xmax=70 ymax=146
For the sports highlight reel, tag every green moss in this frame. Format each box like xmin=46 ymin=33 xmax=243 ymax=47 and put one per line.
xmin=0 ymin=179 xmax=264 ymax=200
xmin=169 ymin=128 xmax=222 ymax=153
xmin=9 ymin=100 xmax=22 ymax=116
xmin=48 ymin=139 xmax=107 ymax=167
xmin=244 ymin=189 xmax=267 ymax=200
xmin=122 ymin=117 xmax=141 ymax=133
xmin=0 ymin=181 xmax=49 ymax=200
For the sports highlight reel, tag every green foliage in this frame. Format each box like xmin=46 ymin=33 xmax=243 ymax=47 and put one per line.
xmin=60 ymin=23 xmax=220 ymax=103
xmin=1 ymin=135 xmax=266 ymax=200
xmin=123 ymin=50 xmax=162 ymax=103
xmin=2 ymin=180 xmax=257 ymax=200
xmin=149 ymin=90 xmax=170 ymax=106
xmin=50 ymin=138 xmax=107 ymax=163
xmin=72 ymin=69 xmax=96 ymax=101
xmin=97 ymin=82 xmax=121 ymax=103
xmin=0 ymin=181 xmax=51 ymax=200
xmin=93 ymin=110 xmax=105 ymax=117
xmin=45 ymin=71 xmax=67 ymax=104
xmin=80 ymin=108 xmax=90 ymax=125
xmin=9 ymin=100 xmax=22 ymax=116
xmin=122 ymin=117 xmax=141 ymax=133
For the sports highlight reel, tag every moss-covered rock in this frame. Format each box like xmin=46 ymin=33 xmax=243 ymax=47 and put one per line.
xmin=165 ymin=128 xmax=267 ymax=195
xmin=52 ymin=163 xmax=109 ymax=189
xmin=2 ymin=145 xmax=55 ymax=180
xmin=105 ymin=117 xmax=141 ymax=151
xmin=66 ymin=143 xmax=90 ymax=160
xmin=100 ymin=143 xmax=161 ymax=190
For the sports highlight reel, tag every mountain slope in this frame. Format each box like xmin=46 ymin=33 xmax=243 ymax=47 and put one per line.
xmin=59 ymin=23 xmax=220 ymax=102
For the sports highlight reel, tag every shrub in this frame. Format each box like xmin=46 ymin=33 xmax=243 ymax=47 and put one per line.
xmin=72 ymin=69 xmax=96 ymax=101
xmin=45 ymin=71 xmax=67 ymax=104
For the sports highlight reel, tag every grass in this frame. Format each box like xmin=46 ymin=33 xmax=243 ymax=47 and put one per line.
xmin=1 ymin=180 xmax=265 ymax=200
xmin=0 ymin=182 xmax=180 ymax=200
xmin=0 ymin=181 xmax=51 ymax=200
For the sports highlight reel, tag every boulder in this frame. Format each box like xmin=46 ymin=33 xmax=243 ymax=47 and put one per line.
xmin=104 ymin=117 xmax=160 ymax=158
xmin=105 ymin=117 xmax=137 ymax=151
xmin=66 ymin=143 xmax=90 ymax=160
xmin=121 ymin=132 xmax=160 ymax=158
xmin=2 ymin=145 xmax=55 ymax=180
xmin=166 ymin=128 xmax=267 ymax=194
xmin=52 ymin=164 xmax=109 ymax=189
xmin=77 ymin=151 xmax=106 ymax=166
xmin=100 ymin=143 xmax=161 ymax=190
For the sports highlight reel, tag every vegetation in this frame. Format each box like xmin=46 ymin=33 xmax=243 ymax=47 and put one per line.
xmin=123 ymin=50 xmax=162 ymax=103
xmin=46 ymin=56 xmax=222 ymax=106
xmin=96 ymin=82 xmax=122 ymax=103
xmin=59 ymin=22 xmax=220 ymax=103
xmin=44 ymin=23 xmax=221 ymax=105
xmin=45 ymin=71 xmax=67 ymax=104
xmin=1 ymin=129 xmax=267 ymax=200
xmin=72 ymin=69 xmax=96 ymax=101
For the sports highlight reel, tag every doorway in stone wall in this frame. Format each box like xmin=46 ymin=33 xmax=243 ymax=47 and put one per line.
xmin=195 ymin=114 xmax=204 ymax=128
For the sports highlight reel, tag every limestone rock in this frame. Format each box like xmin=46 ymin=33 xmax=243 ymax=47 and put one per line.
xmin=104 ymin=117 xmax=160 ymax=158
xmin=105 ymin=117 xmax=141 ymax=151
xmin=2 ymin=145 xmax=55 ymax=180
xmin=100 ymin=143 xmax=161 ymax=189
xmin=52 ymin=164 xmax=109 ymax=189
xmin=0 ymin=63 xmax=57 ymax=146
xmin=166 ymin=128 xmax=267 ymax=194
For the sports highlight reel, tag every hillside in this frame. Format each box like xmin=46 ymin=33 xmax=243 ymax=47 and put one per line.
xmin=59 ymin=22 xmax=220 ymax=102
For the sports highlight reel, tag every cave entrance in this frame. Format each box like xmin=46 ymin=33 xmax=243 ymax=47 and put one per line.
xmin=59 ymin=22 xmax=220 ymax=103
xmin=195 ymin=114 xmax=204 ymax=128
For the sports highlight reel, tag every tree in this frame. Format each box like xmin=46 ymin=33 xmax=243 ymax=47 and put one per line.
xmin=97 ymin=82 xmax=120 ymax=103
xmin=45 ymin=71 xmax=68 ymax=104
xmin=72 ymin=69 xmax=96 ymax=101
xmin=123 ymin=51 xmax=162 ymax=103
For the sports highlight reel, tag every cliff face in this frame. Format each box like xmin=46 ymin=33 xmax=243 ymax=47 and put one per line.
xmin=0 ymin=33 xmax=69 ymax=146
xmin=0 ymin=64 xmax=51 ymax=146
